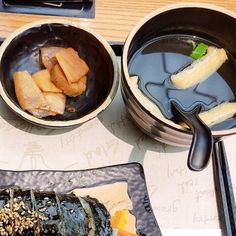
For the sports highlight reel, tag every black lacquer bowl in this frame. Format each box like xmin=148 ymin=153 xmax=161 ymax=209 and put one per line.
xmin=0 ymin=19 xmax=119 ymax=128
xmin=0 ymin=163 xmax=162 ymax=236
xmin=121 ymin=3 xmax=236 ymax=147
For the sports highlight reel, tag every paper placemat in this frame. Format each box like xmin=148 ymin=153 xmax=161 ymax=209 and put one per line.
xmin=0 ymin=58 xmax=236 ymax=232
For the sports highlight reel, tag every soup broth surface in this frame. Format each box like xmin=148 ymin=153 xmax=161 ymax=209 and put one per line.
xmin=128 ymin=35 xmax=236 ymax=131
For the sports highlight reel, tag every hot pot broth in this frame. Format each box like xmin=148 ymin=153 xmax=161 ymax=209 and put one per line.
xmin=128 ymin=34 xmax=236 ymax=131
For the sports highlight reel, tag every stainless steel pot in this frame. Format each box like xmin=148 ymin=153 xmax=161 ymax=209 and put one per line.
xmin=121 ymin=3 xmax=236 ymax=168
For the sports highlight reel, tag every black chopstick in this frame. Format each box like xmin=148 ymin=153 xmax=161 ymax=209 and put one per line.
xmin=212 ymin=139 xmax=236 ymax=236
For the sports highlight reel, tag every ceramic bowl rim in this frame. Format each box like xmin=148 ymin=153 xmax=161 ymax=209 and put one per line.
xmin=122 ymin=2 xmax=236 ymax=137
xmin=0 ymin=19 xmax=120 ymax=128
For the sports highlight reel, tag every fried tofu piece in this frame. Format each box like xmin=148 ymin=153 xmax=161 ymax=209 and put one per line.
xmin=27 ymin=108 xmax=57 ymax=118
xmin=43 ymin=92 xmax=66 ymax=115
xmin=171 ymin=47 xmax=228 ymax=89
xmin=180 ymin=102 xmax=236 ymax=129
xmin=13 ymin=71 xmax=49 ymax=111
xmin=27 ymin=93 xmax=66 ymax=118
xmin=51 ymin=64 xmax=87 ymax=97
xmin=199 ymin=102 xmax=236 ymax=127
xmin=56 ymin=48 xmax=89 ymax=83
xmin=40 ymin=46 xmax=64 ymax=72
xmin=14 ymin=71 xmax=66 ymax=118
xmin=32 ymin=69 xmax=62 ymax=93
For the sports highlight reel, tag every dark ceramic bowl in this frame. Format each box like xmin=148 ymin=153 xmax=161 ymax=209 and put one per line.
xmin=0 ymin=19 xmax=119 ymax=128
xmin=121 ymin=3 xmax=236 ymax=147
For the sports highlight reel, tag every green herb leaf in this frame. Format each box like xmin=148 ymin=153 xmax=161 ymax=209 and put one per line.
xmin=190 ymin=43 xmax=208 ymax=60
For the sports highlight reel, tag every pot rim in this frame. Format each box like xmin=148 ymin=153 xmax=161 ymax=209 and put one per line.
xmin=0 ymin=19 xmax=120 ymax=128
xmin=122 ymin=2 xmax=236 ymax=137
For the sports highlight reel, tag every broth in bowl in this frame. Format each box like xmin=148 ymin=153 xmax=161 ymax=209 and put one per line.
xmin=128 ymin=34 xmax=236 ymax=131
xmin=121 ymin=3 xmax=236 ymax=147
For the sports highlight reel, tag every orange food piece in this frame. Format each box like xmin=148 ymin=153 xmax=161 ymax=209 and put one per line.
xmin=51 ymin=63 xmax=87 ymax=97
xmin=56 ymin=47 xmax=89 ymax=83
xmin=111 ymin=210 xmax=127 ymax=229
xmin=111 ymin=210 xmax=137 ymax=236
xmin=40 ymin=46 xmax=64 ymax=72
xmin=32 ymin=69 xmax=62 ymax=93
xmin=13 ymin=71 xmax=49 ymax=111
xmin=118 ymin=229 xmax=137 ymax=236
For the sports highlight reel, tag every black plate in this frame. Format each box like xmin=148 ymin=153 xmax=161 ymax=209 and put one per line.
xmin=0 ymin=163 xmax=162 ymax=236
xmin=0 ymin=0 xmax=95 ymax=18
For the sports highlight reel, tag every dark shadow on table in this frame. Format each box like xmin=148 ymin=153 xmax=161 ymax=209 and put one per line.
xmin=0 ymin=98 xmax=76 ymax=135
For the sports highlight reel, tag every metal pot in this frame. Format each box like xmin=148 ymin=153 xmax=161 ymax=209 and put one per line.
xmin=121 ymin=3 xmax=236 ymax=168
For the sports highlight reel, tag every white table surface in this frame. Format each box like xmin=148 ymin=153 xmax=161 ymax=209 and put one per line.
xmin=1 ymin=72 xmax=236 ymax=235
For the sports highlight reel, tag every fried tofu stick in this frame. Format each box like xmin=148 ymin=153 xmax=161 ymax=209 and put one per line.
xmin=199 ymin=102 xmax=236 ymax=127
xmin=179 ymin=102 xmax=236 ymax=128
xmin=171 ymin=47 xmax=228 ymax=89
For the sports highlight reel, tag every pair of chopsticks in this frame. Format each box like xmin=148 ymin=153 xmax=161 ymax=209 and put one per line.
xmin=212 ymin=139 xmax=236 ymax=236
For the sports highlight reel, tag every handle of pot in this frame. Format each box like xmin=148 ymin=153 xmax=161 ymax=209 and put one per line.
xmin=172 ymin=102 xmax=213 ymax=171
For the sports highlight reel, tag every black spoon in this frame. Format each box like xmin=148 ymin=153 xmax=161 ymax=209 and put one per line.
xmin=171 ymin=101 xmax=213 ymax=171
xmin=129 ymin=48 xmax=232 ymax=171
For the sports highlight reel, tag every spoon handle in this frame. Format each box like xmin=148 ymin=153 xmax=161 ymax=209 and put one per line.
xmin=171 ymin=102 xmax=213 ymax=171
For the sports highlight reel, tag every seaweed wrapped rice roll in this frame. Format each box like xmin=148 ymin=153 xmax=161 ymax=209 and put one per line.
xmin=0 ymin=188 xmax=113 ymax=236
